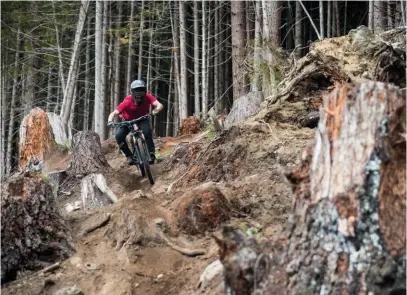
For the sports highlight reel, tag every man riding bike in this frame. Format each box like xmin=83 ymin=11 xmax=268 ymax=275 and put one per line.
xmin=107 ymin=79 xmax=163 ymax=165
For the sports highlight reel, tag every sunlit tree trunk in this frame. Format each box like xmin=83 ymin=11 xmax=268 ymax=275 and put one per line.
xmin=138 ymin=0 xmax=145 ymax=79
xmin=126 ymin=1 xmax=135 ymax=87
xmin=94 ymin=0 xmax=103 ymax=137
xmin=319 ymin=1 xmax=324 ymax=39
xmin=193 ymin=1 xmax=200 ymax=117
xmin=202 ymin=1 xmax=208 ymax=116
xmin=295 ymin=1 xmax=303 ymax=58
xmin=179 ymin=0 xmax=188 ymax=121
xmin=369 ymin=0 xmax=374 ymax=30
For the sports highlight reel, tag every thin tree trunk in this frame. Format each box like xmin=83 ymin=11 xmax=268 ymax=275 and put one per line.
xmin=327 ymin=1 xmax=331 ymax=37
xmin=170 ymin=2 xmax=180 ymax=134
xmin=401 ymin=1 xmax=406 ymax=26
xmin=252 ymin=0 xmax=262 ymax=91
xmin=214 ymin=4 xmax=220 ymax=113
xmin=126 ymin=1 xmax=135 ymax=87
xmin=369 ymin=0 xmax=374 ymax=30
xmin=335 ymin=1 xmax=340 ymax=37
xmin=113 ymin=1 xmax=122 ymax=109
xmin=83 ymin=17 xmax=91 ymax=131
xmin=202 ymin=1 xmax=208 ymax=116
xmin=231 ymin=1 xmax=248 ymax=100
xmin=374 ymin=1 xmax=385 ymax=33
xmin=387 ymin=0 xmax=393 ymax=29
xmin=61 ymin=0 xmax=89 ymax=125
xmin=166 ymin=54 xmax=173 ymax=137
xmin=1 ymin=72 xmax=6 ymax=177
xmin=295 ymin=0 xmax=303 ymax=58
xmin=94 ymin=0 xmax=103 ymax=137
xmin=52 ymin=0 xmax=66 ymax=101
xmin=46 ymin=65 xmax=53 ymax=112
xmin=270 ymin=1 xmax=281 ymax=46
xmin=179 ymin=0 xmax=188 ymax=121
xmin=319 ymin=1 xmax=324 ymax=39
xmin=6 ymin=30 xmax=22 ymax=175
xmin=193 ymin=1 xmax=200 ymax=117
xmin=138 ymin=0 xmax=145 ymax=79
xmin=100 ymin=0 xmax=108 ymax=140
xmin=343 ymin=0 xmax=347 ymax=35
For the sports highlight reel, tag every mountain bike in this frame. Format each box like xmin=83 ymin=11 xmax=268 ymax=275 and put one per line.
xmin=109 ymin=114 xmax=155 ymax=185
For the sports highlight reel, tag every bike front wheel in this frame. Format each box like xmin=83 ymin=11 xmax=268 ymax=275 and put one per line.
xmin=138 ymin=138 xmax=155 ymax=185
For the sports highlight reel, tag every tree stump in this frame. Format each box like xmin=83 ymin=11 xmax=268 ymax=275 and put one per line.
xmin=67 ymin=131 xmax=118 ymax=209
xmin=1 ymin=172 xmax=74 ymax=284
xmin=19 ymin=108 xmax=56 ymax=170
xmin=284 ymin=82 xmax=406 ymax=294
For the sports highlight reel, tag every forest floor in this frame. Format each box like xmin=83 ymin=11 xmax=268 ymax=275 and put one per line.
xmin=2 ymin=119 xmax=314 ymax=295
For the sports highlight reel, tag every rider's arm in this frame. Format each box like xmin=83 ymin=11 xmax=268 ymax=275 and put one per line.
xmin=108 ymin=110 xmax=120 ymax=122
xmin=152 ymin=100 xmax=164 ymax=112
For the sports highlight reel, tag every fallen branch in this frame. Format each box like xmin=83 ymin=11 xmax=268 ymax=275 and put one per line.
xmin=160 ymin=234 xmax=206 ymax=257
xmin=79 ymin=214 xmax=111 ymax=237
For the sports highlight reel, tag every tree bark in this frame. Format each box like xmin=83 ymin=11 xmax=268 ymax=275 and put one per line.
xmin=60 ymin=0 xmax=89 ymax=125
xmin=94 ymin=0 xmax=103 ymax=138
xmin=231 ymin=1 xmax=248 ymax=100
xmin=126 ymin=0 xmax=135 ymax=87
xmin=1 ymin=172 xmax=74 ymax=284
xmin=113 ymin=1 xmax=122 ymax=110
xmin=369 ymin=0 xmax=374 ymax=31
xmin=285 ymin=82 xmax=406 ymax=295
xmin=67 ymin=131 xmax=108 ymax=177
xmin=252 ymin=0 xmax=262 ymax=91
xmin=179 ymin=0 xmax=188 ymax=121
xmin=295 ymin=1 xmax=303 ymax=58
xmin=327 ymin=1 xmax=331 ymax=37
xmin=387 ymin=0 xmax=394 ymax=29
xmin=374 ymin=0 xmax=386 ymax=33
xmin=319 ymin=1 xmax=324 ymax=39
xmin=137 ymin=0 xmax=145 ymax=79
xmin=193 ymin=1 xmax=200 ymax=117
xmin=170 ymin=3 xmax=180 ymax=134
xmin=202 ymin=1 xmax=208 ymax=116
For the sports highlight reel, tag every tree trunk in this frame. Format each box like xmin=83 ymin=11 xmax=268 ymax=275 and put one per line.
xmin=202 ymin=1 xmax=208 ymax=117
xmin=1 ymin=73 xmax=6 ymax=177
xmin=170 ymin=3 xmax=180 ymax=134
xmin=138 ymin=0 xmax=145 ymax=79
xmin=285 ymin=82 xmax=406 ymax=295
xmin=214 ymin=3 xmax=220 ymax=113
xmin=193 ymin=1 xmax=200 ymax=117
xmin=83 ymin=17 xmax=91 ymax=131
xmin=387 ymin=0 xmax=394 ymax=29
xmin=252 ymin=0 xmax=262 ymax=91
xmin=270 ymin=1 xmax=281 ymax=46
xmin=179 ymin=0 xmax=188 ymax=121
xmin=335 ymin=1 xmax=340 ymax=36
xmin=231 ymin=1 xmax=248 ymax=100
xmin=319 ymin=1 xmax=324 ymax=39
xmin=327 ymin=1 xmax=331 ymax=37
xmin=369 ymin=0 xmax=374 ymax=31
xmin=1 ymin=172 xmax=74 ymax=284
xmin=100 ymin=0 xmax=108 ymax=141
xmin=374 ymin=1 xmax=385 ymax=33
xmin=94 ymin=0 xmax=103 ymax=138
xmin=52 ymin=0 xmax=66 ymax=101
xmin=166 ymin=54 xmax=173 ymax=137
xmin=295 ymin=1 xmax=303 ymax=58
xmin=126 ymin=0 xmax=135 ymax=87
xmin=113 ymin=1 xmax=122 ymax=110
xmin=343 ymin=0 xmax=348 ymax=35
xmin=60 ymin=0 xmax=89 ymax=125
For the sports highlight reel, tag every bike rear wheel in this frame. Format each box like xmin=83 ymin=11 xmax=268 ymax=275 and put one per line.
xmin=138 ymin=138 xmax=154 ymax=185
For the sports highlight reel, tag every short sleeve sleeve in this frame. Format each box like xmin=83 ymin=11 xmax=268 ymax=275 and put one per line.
xmin=116 ymin=100 xmax=127 ymax=113
xmin=146 ymin=93 xmax=157 ymax=104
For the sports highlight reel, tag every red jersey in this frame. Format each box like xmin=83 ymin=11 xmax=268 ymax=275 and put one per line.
xmin=116 ymin=93 xmax=157 ymax=120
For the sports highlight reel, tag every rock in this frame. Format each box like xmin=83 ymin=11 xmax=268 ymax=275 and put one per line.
xmin=55 ymin=285 xmax=83 ymax=295
xmin=198 ymin=260 xmax=224 ymax=289
xmin=157 ymin=274 xmax=164 ymax=279
xmin=173 ymin=183 xmax=232 ymax=235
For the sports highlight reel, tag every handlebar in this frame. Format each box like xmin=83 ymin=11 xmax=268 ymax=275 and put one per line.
xmin=108 ymin=113 xmax=151 ymax=128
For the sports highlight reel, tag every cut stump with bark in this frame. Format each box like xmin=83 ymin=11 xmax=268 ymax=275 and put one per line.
xmin=19 ymin=108 xmax=56 ymax=170
xmin=1 ymin=172 xmax=74 ymax=284
xmin=284 ymin=82 xmax=406 ymax=294
xmin=66 ymin=131 xmax=118 ymax=209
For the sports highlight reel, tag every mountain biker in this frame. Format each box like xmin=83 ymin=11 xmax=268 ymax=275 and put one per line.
xmin=107 ymin=79 xmax=163 ymax=165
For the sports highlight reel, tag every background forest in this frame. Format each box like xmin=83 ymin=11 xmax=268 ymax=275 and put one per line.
xmin=1 ymin=0 xmax=406 ymax=176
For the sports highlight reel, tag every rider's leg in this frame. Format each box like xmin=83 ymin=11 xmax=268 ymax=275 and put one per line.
xmin=139 ymin=120 xmax=156 ymax=163
xmin=115 ymin=126 xmax=133 ymax=162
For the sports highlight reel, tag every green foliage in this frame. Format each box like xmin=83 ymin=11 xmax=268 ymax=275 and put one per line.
xmin=155 ymin=149 xmax=172 ymax=162
xmin=238 ymin=222 xmax=262 ymax=241
xmin=58 ymin=138 xmax=71 ymax=153
xmin=205 ymin=124 xmax=216 ymax=140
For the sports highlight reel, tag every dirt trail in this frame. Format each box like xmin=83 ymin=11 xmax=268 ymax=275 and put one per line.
xmin=2 ymin=122 xmax=313 ymax=295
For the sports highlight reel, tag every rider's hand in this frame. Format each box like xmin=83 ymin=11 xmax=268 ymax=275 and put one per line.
xmin=107 ymin=121 xmax=114 ymax=127
xmin=152 ymin=109 xmax=159 ymax=116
